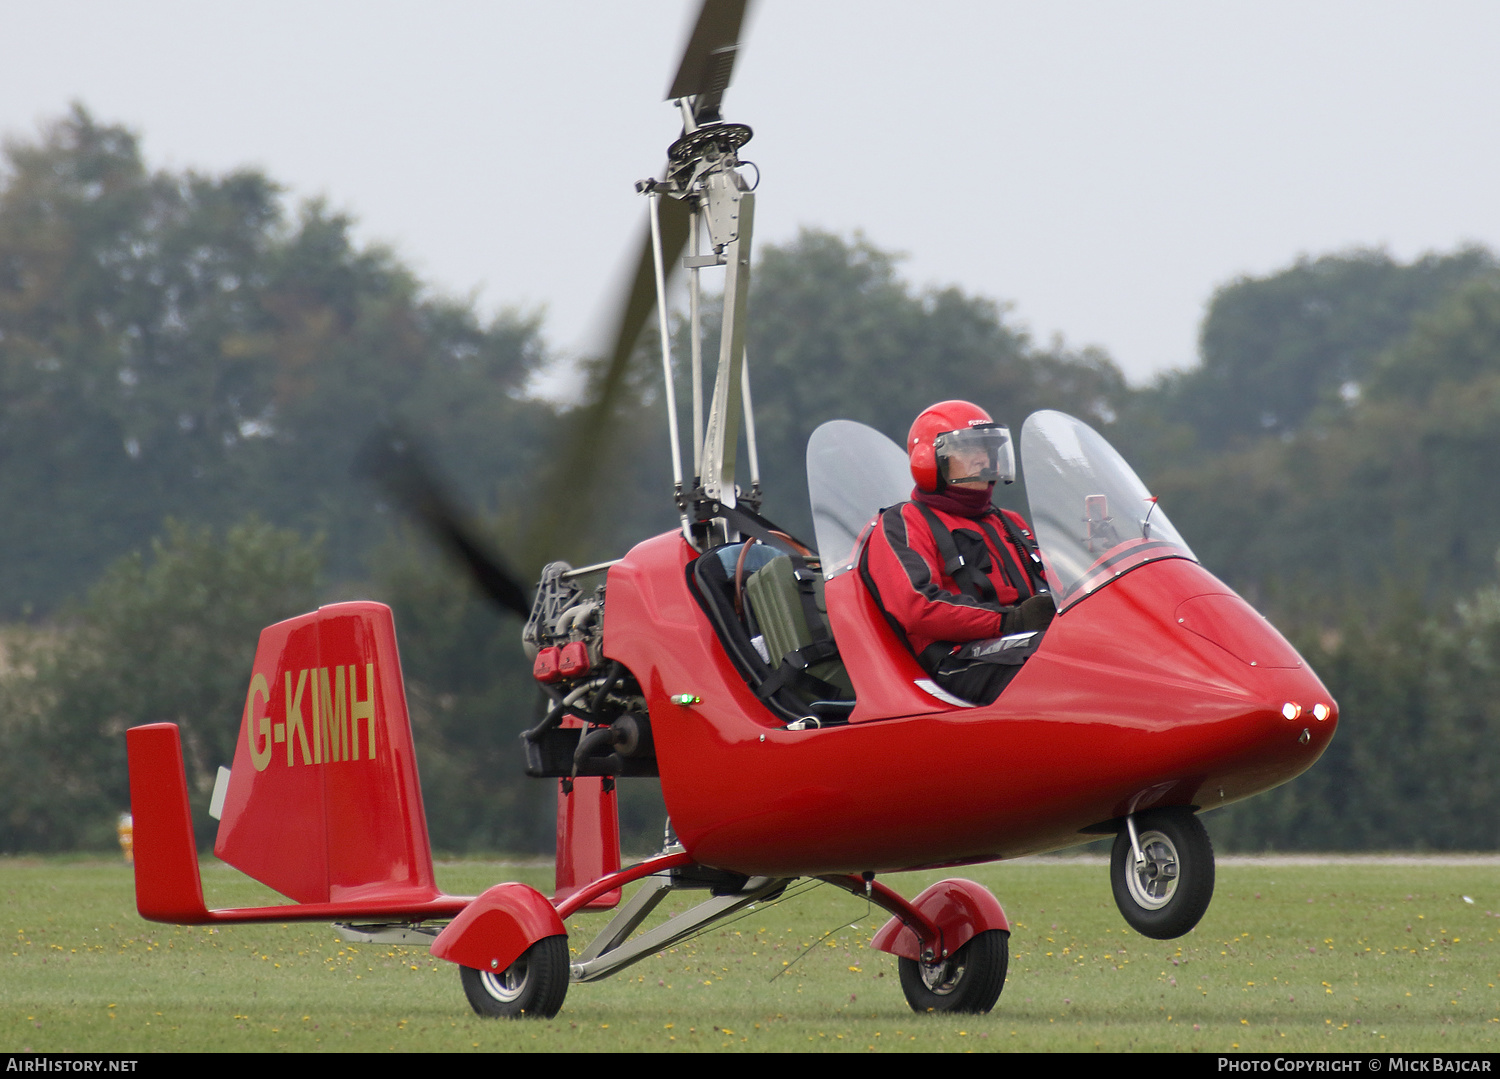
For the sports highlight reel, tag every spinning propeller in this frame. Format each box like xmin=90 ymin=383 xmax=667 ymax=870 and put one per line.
xmin=353 ymin=427 xmax=531 ymax=618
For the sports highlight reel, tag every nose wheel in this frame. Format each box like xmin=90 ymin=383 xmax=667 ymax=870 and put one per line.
xmin=1110 ymin=807 xmax=1214 ymax=939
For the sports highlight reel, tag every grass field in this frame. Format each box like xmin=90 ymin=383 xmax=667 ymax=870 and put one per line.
xmin=3 ymin=854 xmax=1498 ymax=1053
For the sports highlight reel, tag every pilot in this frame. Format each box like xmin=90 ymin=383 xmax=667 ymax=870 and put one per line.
xmin=861 ymin=400 xmax=1055 ymax=705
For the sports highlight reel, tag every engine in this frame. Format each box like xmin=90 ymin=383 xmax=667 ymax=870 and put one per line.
xmin=520 ymin=562 xmax=654 ymax=779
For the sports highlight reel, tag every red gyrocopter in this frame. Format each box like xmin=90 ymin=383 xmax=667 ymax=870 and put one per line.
xmin=127 ymin=0 xmax=1337 ymax=1018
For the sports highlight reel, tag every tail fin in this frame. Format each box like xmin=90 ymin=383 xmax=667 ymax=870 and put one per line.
xmin=129 ymin=601 xmax=470 ymax=923
xmin=127 ymin=723 xmax=213 ymax=922
xmin=215 ymin=601 xmax=439 ymax=905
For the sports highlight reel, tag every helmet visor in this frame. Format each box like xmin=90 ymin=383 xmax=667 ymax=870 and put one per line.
xmin=935 ymin=423 xmax=1014 ymax=486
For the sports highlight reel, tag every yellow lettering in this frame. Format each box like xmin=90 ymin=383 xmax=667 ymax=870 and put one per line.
xmin=310 ymin=666 xmax=322 ymax=765
xmin=285 ymin=669 xmax=311 ymax=766
xmin=351 ymin=663 xmax=376 ymax=760
xmin=317 ymin=666 xmax=349 ymax=763
xmin=245 ymin=672 xmax=272 ymax=772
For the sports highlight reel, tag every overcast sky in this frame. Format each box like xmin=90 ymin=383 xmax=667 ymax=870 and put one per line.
xmin=3 ymin=1 xmax=1498 ymax=386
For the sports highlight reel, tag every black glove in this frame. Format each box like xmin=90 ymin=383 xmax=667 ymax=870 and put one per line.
xmin=1013 ymin=593 xmax=1055 ymax=633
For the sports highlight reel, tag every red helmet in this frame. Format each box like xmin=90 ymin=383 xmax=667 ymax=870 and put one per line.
xmin=907 ymin=400 xmax=1015 ymax=492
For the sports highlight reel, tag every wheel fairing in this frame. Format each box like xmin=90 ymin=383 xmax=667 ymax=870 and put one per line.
xmin=870 ymin=878 xmax=1009 ymax=963
xmin=430 ymin=882 xmax=566 ymax=974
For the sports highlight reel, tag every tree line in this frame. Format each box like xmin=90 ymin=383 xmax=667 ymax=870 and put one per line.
xmin=2 ymin=108 xmax=1497 ymax=853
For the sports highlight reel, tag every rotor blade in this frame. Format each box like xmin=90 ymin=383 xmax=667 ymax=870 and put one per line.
xmin=354 ymin=427 xmax=531 ymax=618
xmin=666 ymin=0 xmax=750 ymax=121
xmin=524 ymin=195 xmax=693 ymax=559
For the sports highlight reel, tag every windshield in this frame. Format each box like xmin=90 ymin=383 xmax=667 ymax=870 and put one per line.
xmin=1021 ymin=410 xmax=1196 ymax=610
xmin=806 ymin=420 xmax=911 ymax=578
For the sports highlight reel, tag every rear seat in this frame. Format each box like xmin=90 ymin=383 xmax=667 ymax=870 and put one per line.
xmin=688 ymin=541 xmax=854 ymax=725
xmin=744 ymin=553 xmax=854 ymax=702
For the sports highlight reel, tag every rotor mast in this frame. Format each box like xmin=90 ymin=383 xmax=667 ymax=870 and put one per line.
xmin=638 ymin=29 xmax=758 ymax=545
xmin=696 ymin=177 xmax=753 ymax=512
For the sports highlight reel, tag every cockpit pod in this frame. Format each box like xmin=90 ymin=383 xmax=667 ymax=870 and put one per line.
xmin=805 ymin=412 xmax=1337 ymax=824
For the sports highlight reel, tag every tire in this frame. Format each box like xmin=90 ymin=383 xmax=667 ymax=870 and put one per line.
xmin=459 ymin=935 xmax=570 ymax=1019
xmin=898 ymin=929 xmax=1009 ymax=1014
xmin=1110 ymin=807 xmax=1215 ymax=940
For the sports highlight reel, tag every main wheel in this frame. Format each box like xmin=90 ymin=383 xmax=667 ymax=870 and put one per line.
xmin=1110 ymin=807 xmax=1215 ymax=940
xmin=459 ymin=935 xmax=569 ymax=1019
xmin=898 ymin=929 xmax=1009 ymax=1014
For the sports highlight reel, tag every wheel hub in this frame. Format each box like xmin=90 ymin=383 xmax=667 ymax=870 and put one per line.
xmin=918 ymin=954 xmax=967 ymax=995
xmin=479 ymin=955 xmax=529 ymax=1003
xmin=1127 ymin=829 xmax=1180 ymax=910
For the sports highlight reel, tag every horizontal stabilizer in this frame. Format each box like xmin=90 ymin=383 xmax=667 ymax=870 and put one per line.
xmin=127 ymin=601 xmax=473 ymax=924
xmin=127 ymin=722 xmax=472 ymax=923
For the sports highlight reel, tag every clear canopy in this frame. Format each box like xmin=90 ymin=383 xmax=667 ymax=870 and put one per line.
xmin=804 ymin=412 xmax=1196 ymax=608
xmin=806 ymin=419 xmax=910 ymax=578
xmin=1020 ymin=410 xmax=1196 ymax=610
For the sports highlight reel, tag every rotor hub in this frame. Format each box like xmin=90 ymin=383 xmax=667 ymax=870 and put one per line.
xmin=668 ymin=121 xmax=753 ymax=164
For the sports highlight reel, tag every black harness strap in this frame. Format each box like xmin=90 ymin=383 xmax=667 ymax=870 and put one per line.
xmin=976 ymin=517 xmax=1032 ymax=602
xmin=913 ymin=503 xmax=999 ymax=604
xmin=753 ymin=639 xmax=842 ymax=701
xmin=914 ymin=501 xmax=1042 ymax=602
xmin=997 ymin=512 xmax=1049 ymax=596
xmin=789 ymin=561 xmax=835 ymax=651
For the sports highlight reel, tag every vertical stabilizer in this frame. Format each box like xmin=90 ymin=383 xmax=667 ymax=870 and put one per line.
xmin=214 ymin=602 xmax=441 ymax=906
xmin=127 ymin=723 xmax=212 ymax=922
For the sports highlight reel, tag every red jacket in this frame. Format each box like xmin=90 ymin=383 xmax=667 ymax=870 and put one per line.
xmin=862 ymin=496 xmax=1043 ymax=660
